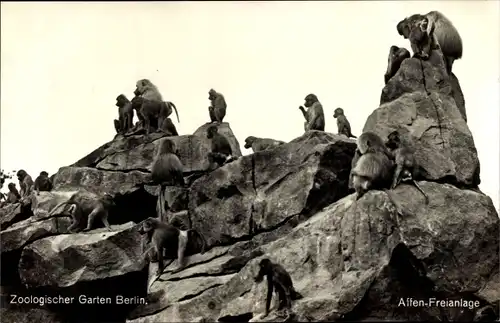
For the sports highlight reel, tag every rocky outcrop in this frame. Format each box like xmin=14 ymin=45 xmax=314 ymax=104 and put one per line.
xmin=376 ymin=50 xmax=478 ymax=187
xmin=127 ymin=182 xmax=499 ymax=322
xmin=188 ymin=131 xmax=356 ymax=249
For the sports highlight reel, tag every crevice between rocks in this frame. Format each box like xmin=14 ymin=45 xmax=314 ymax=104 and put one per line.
xmin=419 ymin=58 xmax=445 ymax=149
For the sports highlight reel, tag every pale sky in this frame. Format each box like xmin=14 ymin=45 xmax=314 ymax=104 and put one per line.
xmin=1 ymin=1 xmax=499 ymax=211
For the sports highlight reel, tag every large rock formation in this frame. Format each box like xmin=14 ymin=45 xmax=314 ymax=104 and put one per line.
xmin=0 ymin=48 xmax=497 ymax=323
xmin=378 ymin=49 xmax=478 ymax=187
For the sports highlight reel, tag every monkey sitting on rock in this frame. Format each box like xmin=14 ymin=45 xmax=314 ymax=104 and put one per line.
xmin=333 ymin=108 xmax=356 ymax=138
xmin=34 ymin=171 xmax=52 ymax=195
xmin=1 ymin=183 xmax=21 ymax=207
xmin=350 ymin=132 xmax=394 ymax=200
xmin=114 ymin=94 xmax=134 ymax=135
xmin=208 ymin=89 xmax=227 ymax=123
xmin=254 ymin=258 xmax=303 ymax=319
xmin=384 ymin=45 xmax=411 ymax=85
xmin=206 ymin=125 xmax=237 ymax=169
xmin=299 ymin=94 xmax=325 ymax=132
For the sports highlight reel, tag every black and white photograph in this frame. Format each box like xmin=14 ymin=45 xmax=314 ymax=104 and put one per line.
xmin=0 ymin=1 xmax=499 ymax=322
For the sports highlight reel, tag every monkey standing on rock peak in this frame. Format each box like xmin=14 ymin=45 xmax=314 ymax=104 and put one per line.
xmin=397 ymin=11 xmax=463 ymax=75
xmin=254 ymin=258 xmax=303 ymax=318
xmin=333 ymin=108 xmax=356 ymax=138
xmin=133 ymin=79 xmax=180 ymax=135
xmin=299 ymin=94 xmax=325 ymax=132
xmin=208 ymin=89 xmax=227 ymax=123
xmin=408 ymin=17 xmax=433 ymax=60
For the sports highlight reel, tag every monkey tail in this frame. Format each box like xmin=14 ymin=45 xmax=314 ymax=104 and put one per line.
xmin=412 ymin=180 xmax=429 ymax=205
xmin=47 ymin=201 xmax=70 ymax=217
xmin=170 ymin=102 xmax=180 ymax=123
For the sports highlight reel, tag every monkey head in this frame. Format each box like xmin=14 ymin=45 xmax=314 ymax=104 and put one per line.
xmin=208 ymin=89 xmax=216 ymax=100
xmin=138 ymin=218 xmax=156 ymax=235
xmin=40 ymin=171 xmax=49 ymax=177
xmin=398 ymin=14 xmax=427 ymax=39
xmin=386 ymin=131 xmax=402 ymax=150
xmin=333 ymin=108 xmax=344 ymax=118
xmin=102 ymin=192 xmax=116 ymax=207
xmin=16 ymin=170 xmax=27 ymax=181
xmin=115 ymin=94 xmax=130 ymax=107
xmin=159 ymin=139 xmax=175 ymax=155
xmin=206 ymin=125 xmax=218 ymax=139
xmin=254 ymin=258 xmax=271 ymax=283
xmin=357 ymin=132 xmax=386 ymax=155
xmin=397 ymin=18 xmax=411 ymax=38
xmin=304 ymin=94 xmax=318 ymax=108
xmin=7 ymin=183 xmax=16 ymax=192
xmin=244 ymin=136 xmax=256 ymax=149
xmin=135 ymin=79 xmax=153 ymax=96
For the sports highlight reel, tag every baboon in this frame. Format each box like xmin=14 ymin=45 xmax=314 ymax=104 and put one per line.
xmin=47 ymin=189 xmax=114 ymax=233
xmin=333 ymin=108 xmax=356 ymax=138
xmin=386 ymin=131 xmax=429 ymax=204
xmin=139 ymin=218 xmax=207 ymax=275
xmin=151 ymin=139 xmax=185 ymax=220
xmin=244 ymin=136 xmax=285 ymax=153
xmin=206 ymin=125 xmax=235 ymax=167
xmin=356 ymin=132 xmax=392 ymax=157
xmin=350 ymin=132 xmax=394 ymax=199
xmin=152 ymin=139 xmax=184 ymax=187
xmin=208 ymin=89 xmax=227 ymax=123
xmin=114 ymin=94 xmax=134 ymax=135
xmin=162 ymin=117 xmax=179 ymax=136
xmin=397 ymin=11 xmax=463 ymax=74
xmin=16 ymin=170 xmax=34 ymax=199
xmin=299 ymin=94 xmax=325 ymax=132
xmin=164 ymin=101 xmax=180 ymax=124
xmin=34 ymin=171 xmax=52 ymax=195
xmin=135 ymin=79 xmax=163 ymax=101
xmin=6 ymin=183 xmax=21 ymax=204
xmin=254 ymin=258 xmax=303 ymax=318
xmin=384 ymin=45 xmax=411 ymax=84
xmin=351 ymin=151 xmax=394 ymax=200
xmin=134 ymin=80 xmax=180 ymax=135
xmin=408 ymin=17 xmax=433 ymax=60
